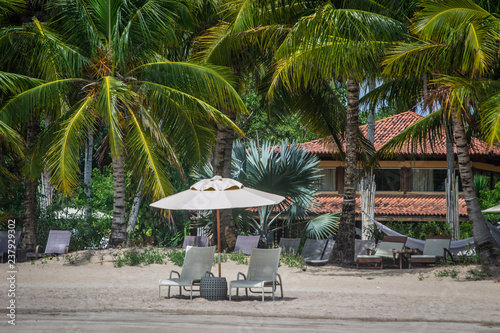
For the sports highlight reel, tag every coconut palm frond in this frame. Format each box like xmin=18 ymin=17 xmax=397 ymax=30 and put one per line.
xmin=373 ymin=110 xmax=445 ymax=162
xmin=46 ymin=97 xmax=95 ymax=195
xmin=0 ymin=78 xmax=85 ymax=125
xmin=126 ymin=110 xmax=173 ymax=199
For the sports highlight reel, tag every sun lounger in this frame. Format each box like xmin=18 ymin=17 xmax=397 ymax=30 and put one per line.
xmin=26 ymin=230 xmax=72 ymax=260
xmin=278 ymin=237 xmax=300 ymax=256
xmin=355 ymin=239 xmax=376 ymax=262
xmin=158 ymin=246 xmax=216 ymax=300
xmin=233 ymin=235 xmax=260 ymax=255
xmin=408 ymin=235 xmax=452 ymax=268
xmin=229 ymin=248 xmax=283 ymax=302
xmin=0 ymin=231 xmax=21 ymax=263
xmin=182 ymin=235 xmax=209 ymax=248
xmin=356 ymin=236 xmax=407 ymax=269
xmin=301 ymin=238 xmax=335 ymax=265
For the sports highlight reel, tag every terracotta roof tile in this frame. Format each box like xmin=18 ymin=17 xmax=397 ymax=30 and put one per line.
xmin=313 ymin=194 xmax=467 ymax=218
xmin=299 ymin=111 xmax=500 ymax=158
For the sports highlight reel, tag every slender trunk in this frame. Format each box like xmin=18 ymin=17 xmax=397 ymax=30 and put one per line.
xmin=39 ymin=118 xmax=52 ymax=214
xmin=126 ymin=178 xmax=144 ymax=236
xmin=20 ymin=119 xmax=40 ymax=249
xmin=108 ymin=153 xmax=127 ymax=247
xmin=212 ymin=113 xmax=237 ymax=251
xmin=362 ymin=81 xmax=376 ymax=239
xmin=451 ymin=111 xmax=500 ymax=264
xmin=330 ymin=78 xmax=359 ymax=265
xmin=83 ymin=129 xmax=93 ymax=220
xmin=445 ymin=122 xmax=458 ymax=239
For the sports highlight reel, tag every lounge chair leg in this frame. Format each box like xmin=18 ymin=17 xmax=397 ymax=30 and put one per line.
xmin=229 ymin=286 xmax=232 ymax=301
xmin=159 ymin=286 xmax=161 ymax=299
xmin=167 ymin=286 xmax=170 ymax=298
xmin=262 ymin=288 xmax=265 ymax=302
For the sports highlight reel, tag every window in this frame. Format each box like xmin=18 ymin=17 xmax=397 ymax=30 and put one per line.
xmin=412 ymin=169 xmax=447 ymax=192
xmin=319 ymin=168 xmax=336 ymax=191
xmin=375 ymin=169 xmax=400 ymax=191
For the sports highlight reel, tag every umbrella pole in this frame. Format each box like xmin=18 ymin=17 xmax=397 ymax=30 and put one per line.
xmin=217 ymin=209 xmax=221 ymax=277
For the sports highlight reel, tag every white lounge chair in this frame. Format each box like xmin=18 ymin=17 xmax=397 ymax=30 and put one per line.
xmin=229 ymin=248 xmax=283 ymax=302
xmin=158 ymin=246 xmax=215 ymax=300
xmin=408 ymin=236 xmax=452 ymax=268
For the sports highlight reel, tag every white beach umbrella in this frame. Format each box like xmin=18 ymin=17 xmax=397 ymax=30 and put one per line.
xmin=482 ymin=204 xmax=500 ymax=213
xmin=150 ymin=176 xmax=285 ymax=276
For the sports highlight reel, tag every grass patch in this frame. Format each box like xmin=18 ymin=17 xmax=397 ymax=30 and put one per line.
xmin=229 ymin=251 xmax=249 ymax=265
xmin=435 ymin=268 xmax=458 ymax=279
xmin=280 ymin=252 xmax=305 ymax=269
xmin=113 ymin=247 xmax=169 ymax=268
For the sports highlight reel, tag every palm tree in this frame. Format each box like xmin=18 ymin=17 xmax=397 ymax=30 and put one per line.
xmin=0 ymin=0 xmax=246 ymax=247
xmin=382 ymin=0 xmax=500 ymax=263
xmin=268 ymin=3 xmax=405 ymax=264
xmin=191 ymin=0 xmax=309 ymax=250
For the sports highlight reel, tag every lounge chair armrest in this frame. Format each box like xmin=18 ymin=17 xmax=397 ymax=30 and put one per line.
xmin=236 ymin=272 xmax=247 ymax=280
xmin=169 ymin=270 xmax=180 ymax=279
xmin=444 ymin=248 xmax=454 ymax=263
xmin=64 ymin=245 xmax=69 ymax=254
xmin=366 ymin=248 xmax=375 ymax=255
xmin=35 ymin=245 xmax=43 ymax=253
xmin=205 ymin=271 xmax=214 ymax=277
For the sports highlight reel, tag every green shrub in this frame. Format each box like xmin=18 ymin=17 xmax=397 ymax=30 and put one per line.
xmin=229 ymin=251 xmax=249 ymax=265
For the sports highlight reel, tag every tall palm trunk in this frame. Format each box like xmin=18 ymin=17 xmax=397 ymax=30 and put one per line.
xmin=330 ymin=78 xmax=360 ymax=265
xmin=212 ymin=113 xmax=237 ymax=251
xmin=108 ymin=153 xmax=127 ymax=247
xmin=83 ymin=129 xmax=93 ymax=220
xmin=451 ymin=111 xmax=500 ymax=264
xmin=20 ymin=118 xmax=39 ymax=249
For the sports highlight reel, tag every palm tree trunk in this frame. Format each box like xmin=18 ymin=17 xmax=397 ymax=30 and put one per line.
xmin=108 ymin=153 xmax=127 ymax=247
xmin=451 ymin=111 xmax=500 ymax=264
xmin=20 ymin=118 xmax=39 ymax=249
xmin=126 ymin=178 xmax=144 ymax=246
xmin=330 ymin=78 xmax=359 ymax=265
xmin=212 ymin=113 xmax=237 ymax=251
xmin=83 ymin=129 xmax=93 ymax=220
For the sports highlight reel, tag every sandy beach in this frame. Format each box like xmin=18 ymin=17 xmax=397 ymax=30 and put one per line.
xmin=1 ymin=249 xmax=500 ymax=332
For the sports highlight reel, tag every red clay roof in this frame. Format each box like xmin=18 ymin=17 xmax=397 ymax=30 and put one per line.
xmin=313 ymin=194 xmax=467 ymax=219
xmin=300 ymin=111 xmax=500 ymax=158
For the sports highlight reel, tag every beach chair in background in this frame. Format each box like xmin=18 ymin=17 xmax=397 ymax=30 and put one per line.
xmin=0 ymin=231 xmax=21 ymax=263
xmin=229 ymin=248 xmax=283 ymax=302
xmin=233 ymin=235 xmax=260 ymax=255
xmin=158 ymin=246 xmax=216 ymax=300
xmin=301 ymin=238 xmax=335 ymax=265
xmin=278 ymin=237 xmax=300 ymax=256
xmin=408 ymin=235 xmax=452 ymax=268
xmin=354 ymin=239 xmax=376 ymax=262
xmin=356 ymin=236 xmax=407 ymax=269
xmin=182 ymin=235 xmax=209 ymax=249
xmin=26 ymin=230 xmax=72 ymax=260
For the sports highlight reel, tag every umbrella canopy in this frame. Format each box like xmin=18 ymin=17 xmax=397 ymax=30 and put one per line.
xmin=150 ymin=176 xmax=285 ymax=276
xmin=482 ymin=204 xmax=500 ymax=213
xmin=150 ymin=176 xmax=285 ymax=211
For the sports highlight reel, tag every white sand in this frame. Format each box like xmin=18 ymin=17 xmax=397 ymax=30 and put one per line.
xmin=1 ymin=249 xmax=500 ymax=332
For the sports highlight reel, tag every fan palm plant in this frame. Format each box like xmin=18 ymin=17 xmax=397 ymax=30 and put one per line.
xmin=193 ymin=139 xmax=339 ymax=245
xmin=0 ymin=0 xmax=247 ymax=247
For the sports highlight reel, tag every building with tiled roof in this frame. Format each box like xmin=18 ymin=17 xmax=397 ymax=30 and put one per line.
xmin=303 ymin=111 xmax=500 ymax=223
